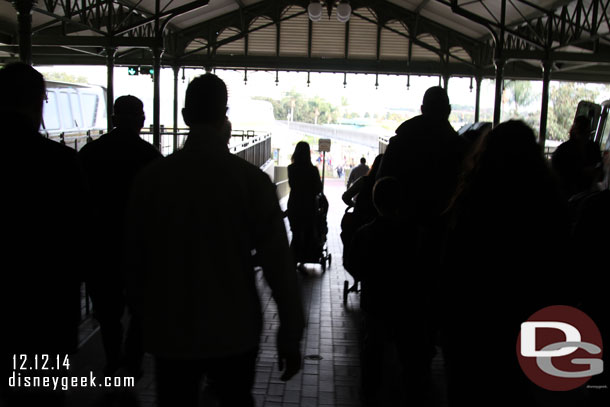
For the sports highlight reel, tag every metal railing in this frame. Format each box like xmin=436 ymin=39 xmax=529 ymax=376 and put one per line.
xmin=230 ymin=131 xmax=272 ymax=169
xmin=45 ymin=129 xmax=105 ymax=151
xmin=139 ymin=127 xmax=273 ymax=168
xmin=46 ymin=125 xmax=273 ymax=169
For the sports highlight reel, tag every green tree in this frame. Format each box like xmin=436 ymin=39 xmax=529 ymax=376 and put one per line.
xmin=504 ymin=80 xmax=538 ymax=117
xmin=43 ymin=72 xmax=89 ymax=84
xmin=547 ymin=82 xmax=598 ymax=141
xmin=256 ymin=91 xmax=339 ymax=124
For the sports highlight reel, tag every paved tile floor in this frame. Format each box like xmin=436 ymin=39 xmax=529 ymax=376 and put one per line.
xmin=47 ymin=177 xmax=448 ymax=407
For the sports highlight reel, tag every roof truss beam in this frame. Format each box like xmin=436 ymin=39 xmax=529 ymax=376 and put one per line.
xmin=30 ymin=0 xmax=209 ymax=39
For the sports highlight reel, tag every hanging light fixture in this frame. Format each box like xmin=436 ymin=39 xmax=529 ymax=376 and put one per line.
xmin=308 ymin=1 xmax=351 ymax=23
xmin=336 ymin=1 xmax=351 ymax=23
xmin=308 ymin=1 xmax=323 ymax=22
xmin=406 ymin=74 xmax=410 ymax=90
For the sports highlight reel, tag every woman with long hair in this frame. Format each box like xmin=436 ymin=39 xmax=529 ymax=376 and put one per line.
xmin=287 ymin=141 xmax=323 ymax=269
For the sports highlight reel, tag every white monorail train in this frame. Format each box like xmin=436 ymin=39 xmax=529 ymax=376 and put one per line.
xmin=40 ymin=80 xmax=107 ymax=151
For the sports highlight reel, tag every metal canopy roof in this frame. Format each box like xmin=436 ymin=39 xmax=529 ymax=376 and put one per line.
xmin=2 ymin=0 xmax=610 ymax=82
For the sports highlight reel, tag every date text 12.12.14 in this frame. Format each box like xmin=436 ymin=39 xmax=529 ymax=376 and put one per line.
xmin=12 ymin=354 xmax=70 ymax=371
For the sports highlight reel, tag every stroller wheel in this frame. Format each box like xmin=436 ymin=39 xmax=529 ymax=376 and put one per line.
xmin=343 ymin=280 xmax=349 ymax=305
xmin=328 ymin=253 xmax=332 ymax=267
xmin=321 ymin=258 xmax=326 ymax=273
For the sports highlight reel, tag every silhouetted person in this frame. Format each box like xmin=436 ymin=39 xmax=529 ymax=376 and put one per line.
xmin=376 ymin=86 xmax=467 ymax=266
xmin=347 ymin=157 xmax=369 ymax=188
xmin=78 ymin=95 xmax=162 ymax=377
xmin=551 ymin=115 xmax=603 ymax=201
xmin=349 ymin=176 xmax=432 ymax=407
xmin=442 ymin=120 xmax=570 ymax=407
xmin=375 ymin=87 xmax=466 ymax=384
xmin=571 ymin=187 xmax=609 ymax=405
xmin=0 ymin=63 xmax=89 ymax=406
xmin=287 ymin=141 xmax=323 ymax=270
xmin=341 ymin=153 xmax=383 ymax=273
xmin=125 ymin=74 xmax=304 ymax=407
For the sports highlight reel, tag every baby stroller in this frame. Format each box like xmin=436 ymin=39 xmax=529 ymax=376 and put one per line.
xmin=292 ymin=192 xmax=331 ymax=273
xmin=340 ymin=205 xmax=360 ymax=305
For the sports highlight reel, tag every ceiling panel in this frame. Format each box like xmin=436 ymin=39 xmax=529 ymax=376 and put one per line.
xmin=279 ymin=6 xmax=308 ymax=57
xmin=348 ymin=8 xmax=377 ymax=59
xmin=311 ymin=11 xmax=346 ymax=58
xmin=248 ymin=16 xmax=276 ymax=56
xmin=379 ymin=20 xmax=409 ymax=60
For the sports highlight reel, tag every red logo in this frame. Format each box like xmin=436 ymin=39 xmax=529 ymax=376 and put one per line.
xmin=516 ymin=305 xmax=603 ymax=391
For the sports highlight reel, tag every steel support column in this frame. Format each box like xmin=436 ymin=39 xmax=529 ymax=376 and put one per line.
xmin=474 ymin=75 xmax=482 ymax=123
xmin=173 ymin=65 xmax=180 ymax=153
xmin=493 ymin=57 xmax=505 ymax=127
xmin=539 ymin=60 xmax=552 ymax=150
xmin=443 ymin=74 xmax=450 ymax=91
xmin=12 ymin=0 xmax=35 ymax=65
xmin=106 ymin=47 xmax=117 ymax=132
xmin=493 ymin=0 xmax=506 ymax=127
xmin=153 ymin=46 xmax=163 ymax=150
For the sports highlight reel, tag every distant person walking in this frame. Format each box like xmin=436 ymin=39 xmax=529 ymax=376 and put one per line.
xmin=125 ymin=74 xmax=304 ymax=407
xmin=1 ymin=63 xmax=89 ymax=407
xmin=79 ymin=95 xmax=162 ymax=377
xmin=287 ymin=141 xmax=323 ymax=269
xmin=347 ymin=157 xmax=369 ymax=188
